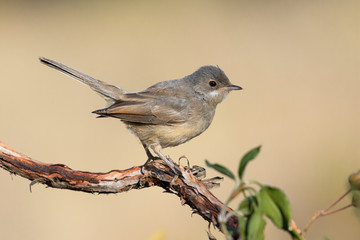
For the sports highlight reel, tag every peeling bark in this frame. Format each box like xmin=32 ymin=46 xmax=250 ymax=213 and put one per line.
xmin=0 ymin=141 xmax=239 ymax=236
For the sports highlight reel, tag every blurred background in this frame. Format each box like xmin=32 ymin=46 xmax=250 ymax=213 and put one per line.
xmin=0 ymin=1 xmax=359 ymax=239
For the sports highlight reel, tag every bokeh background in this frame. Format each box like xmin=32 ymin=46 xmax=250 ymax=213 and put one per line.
xmin=0 ymin=1 xmax=359 ymax=239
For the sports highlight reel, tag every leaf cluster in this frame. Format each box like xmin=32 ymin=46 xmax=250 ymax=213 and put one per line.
xmin=206 ymin=146 xmax=301 ymax=240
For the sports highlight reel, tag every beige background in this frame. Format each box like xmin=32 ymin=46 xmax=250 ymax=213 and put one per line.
xmin=0 ymin=1 xmax=359 ymax=239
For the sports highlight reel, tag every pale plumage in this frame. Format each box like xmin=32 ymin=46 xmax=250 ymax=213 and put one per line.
xmin=40 ymin=57 xmax=242 ymax=172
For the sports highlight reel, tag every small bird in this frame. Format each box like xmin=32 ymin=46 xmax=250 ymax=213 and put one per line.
xmin=39 ymin=57 xmax=242 ymax=173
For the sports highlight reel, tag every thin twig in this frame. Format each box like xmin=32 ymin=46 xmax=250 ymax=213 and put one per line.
xmin=302 ymin=189 xmax=352 ymax=238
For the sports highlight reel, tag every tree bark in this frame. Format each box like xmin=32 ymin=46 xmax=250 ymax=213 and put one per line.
xmin=0 ymin=141 xmax=239 ymax=237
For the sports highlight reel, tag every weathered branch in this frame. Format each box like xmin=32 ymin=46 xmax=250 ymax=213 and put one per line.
xmin=0 ymin=141 xmax=239 ymax=236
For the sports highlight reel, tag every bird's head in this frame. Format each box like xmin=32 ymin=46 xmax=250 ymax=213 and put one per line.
xmin=189 ymin=65 xmax=242 ymax=106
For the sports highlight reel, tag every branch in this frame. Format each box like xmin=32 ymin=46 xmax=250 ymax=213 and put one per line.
xmin=0 ymin=141 xmax=239 ymax=236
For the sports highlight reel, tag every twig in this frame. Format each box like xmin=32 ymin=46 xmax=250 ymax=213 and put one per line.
xmin=302 ymin=189 xmax=352 ymax=238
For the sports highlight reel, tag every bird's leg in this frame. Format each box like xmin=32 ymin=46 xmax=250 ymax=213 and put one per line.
xmin=141 ymin=144 xmax=160 ymax=174
xmin=150 ymin=144 xmax=179 ymax=175
xmin=143 ymin=143 xmax=158 ymax=160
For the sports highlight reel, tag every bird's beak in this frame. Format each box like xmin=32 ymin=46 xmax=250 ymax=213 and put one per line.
xmin=226 ymin=84 xmax=242 ymax=91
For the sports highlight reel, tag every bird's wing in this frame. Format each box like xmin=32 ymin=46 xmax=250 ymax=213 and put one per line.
xmin=39 ymin=57 xmax=125 ymax=104
xmin=92 ymin=92 xmax=189 ymax=125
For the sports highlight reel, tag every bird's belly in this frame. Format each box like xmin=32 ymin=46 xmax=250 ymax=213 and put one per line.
xmin=155 ymin=122 xmax=208 ymax=148
xmin=126 ymin=119 xmax=210 ymax=149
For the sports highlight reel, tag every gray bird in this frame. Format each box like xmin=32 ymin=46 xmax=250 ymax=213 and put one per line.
xmin=39 ymin=57 xmax=242 ymax=173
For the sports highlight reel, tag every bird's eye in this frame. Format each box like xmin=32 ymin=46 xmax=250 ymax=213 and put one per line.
xmin=209 ymin=80 xmax=217 ymax=87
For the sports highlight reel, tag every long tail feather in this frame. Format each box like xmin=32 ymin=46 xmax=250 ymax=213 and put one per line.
xmin=39 ymin=57 xmax=125 ymax=103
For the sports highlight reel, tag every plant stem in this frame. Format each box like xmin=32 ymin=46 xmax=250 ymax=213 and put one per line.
xmin=302 ymin=189 xmax=351 ymax=238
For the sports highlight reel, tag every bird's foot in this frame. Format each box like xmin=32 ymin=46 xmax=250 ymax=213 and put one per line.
xmin=141 ymin=156 xmax=161 ymax=175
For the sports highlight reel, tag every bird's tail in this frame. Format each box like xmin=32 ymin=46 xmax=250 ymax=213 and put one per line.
xmin=39 ymin=57 xmax=125 ymax=104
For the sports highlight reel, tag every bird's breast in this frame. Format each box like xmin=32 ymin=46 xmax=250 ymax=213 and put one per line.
xmin=125 ymin=109 xmax=215 ymax=149
xmin=156 ymin=108 xmax=215 ymax=148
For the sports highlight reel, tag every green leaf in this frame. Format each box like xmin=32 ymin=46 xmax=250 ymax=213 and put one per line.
xmin=237 ymin=215 xmax=247 ymax=239
xmin=290 ymin=229 xmax=302 ymax=240
xmin=247 ymin=207 xmax=266 ymax=240
xmin=259 ymin=187 xmax=284 ymax=228
xmin=262 ymin=186 xmax=292 ymax=230
xmin=205 ymin=160 xmax=235 ymax=180
xmin=238 ymin=146 xmax=261 ymax=179
xmin=238 ymin=195 xmax=258 ymax=215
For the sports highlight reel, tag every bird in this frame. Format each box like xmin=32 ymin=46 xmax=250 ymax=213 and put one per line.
xmin=39 ymin=57 xmax=242 ymax=173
